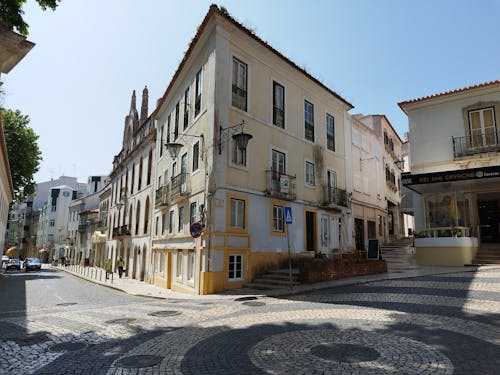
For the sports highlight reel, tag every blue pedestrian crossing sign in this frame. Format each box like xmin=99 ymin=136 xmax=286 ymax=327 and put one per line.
xmin=284 ymin=206 xmax=293 ymax=224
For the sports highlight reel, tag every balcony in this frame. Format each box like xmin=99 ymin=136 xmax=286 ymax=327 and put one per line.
xmin=78 ymin=224 xmax=86 ymax=231
xmin=323 ymin=186 xmax=348 ymax=208
xmin=169 ymin=173 xmax=190 ymax=203
xmin=452 ymin=131 xmax=500 ymax=158
xmin=112 ymin=224 xmax=131 ymax=238
xmin=155 ymin=185 xmax=169 ymax=207
xmin=265 ymin=170 xmax=296 ymax=201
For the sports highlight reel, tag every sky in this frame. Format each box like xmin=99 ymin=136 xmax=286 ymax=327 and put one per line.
xmin=2 ymin=0 xmax=499 ymax=184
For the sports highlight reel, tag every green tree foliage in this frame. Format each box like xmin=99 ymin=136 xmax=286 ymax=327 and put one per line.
xmin=1 ymin=109 xmax=42 ymax=200
xmin=0 ymin=0 xmax=60 ymax=36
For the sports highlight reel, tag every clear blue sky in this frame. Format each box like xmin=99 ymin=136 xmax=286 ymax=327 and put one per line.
xmin=3 ymin=0 xmax=499 ymax=183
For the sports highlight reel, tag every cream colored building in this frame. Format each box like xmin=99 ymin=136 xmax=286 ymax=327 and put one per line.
xmin=106 ymin=88 xmax=155 ymax=281
xmin=151 ymin=5 xmax=353 ymax=294
xmin=400 ymin=80 xmax=500 ymax=266
xmin=349 ymin=115 xmax=387 ymax=250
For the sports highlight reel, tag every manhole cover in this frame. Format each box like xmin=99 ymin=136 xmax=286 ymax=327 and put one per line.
xmin=234 ymin=296 xmax=258 ymax=301
xmin=311 ymin=343 xmax=380 ymax=362
xmin=242 ymin=301 xmax=266 ymax=307
xmin=49 ymin=342 xmax=87 ymax=352
xmin=105 ymin=318 xmax=137 ymax=325
xmin=116 ymin=355 xmax=163 ymax=368
xmin=56 ymin=302 xmax=77 ymax=306
xmin=148 ymin=310 xmax=181 ymax=317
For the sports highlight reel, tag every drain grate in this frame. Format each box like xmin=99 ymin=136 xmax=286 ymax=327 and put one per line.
xmin=242 ymin=301 xmax=266 ymax=307
xmin=105 ymin=318 xmax=137 ymax=325
xmin=56 ymin=302 xmax=77 ymax=306
xmin=116 ymin=355 xmax=163 ymax=368
xmin=234 ymin=296 xmax=258 ymax=302
xmin=49 ymin=342 xmax=87 ymax=352
xmin=148 ymin=310 xmax=181 ymax=317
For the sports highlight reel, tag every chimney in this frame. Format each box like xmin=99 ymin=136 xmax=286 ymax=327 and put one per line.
xmin=140 ymin=86 xmax=149 ymax=123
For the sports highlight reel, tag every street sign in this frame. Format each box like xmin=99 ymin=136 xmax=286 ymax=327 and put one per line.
xmin=190 ymin=221 xmax=204 ymax=238
xmin=284 ymin=206 xmax=292 ymax=224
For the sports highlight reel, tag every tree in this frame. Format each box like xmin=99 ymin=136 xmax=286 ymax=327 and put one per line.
xmin=1 ymin=109 xmax=42 ymax=201
xmin=0 ymin=0 xmax=60 ymax=36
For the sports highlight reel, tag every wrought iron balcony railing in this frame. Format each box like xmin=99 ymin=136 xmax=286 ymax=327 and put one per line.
xmin=265 ymin=170 xmax=296 ymax=200
xmin=323 ymin=186 xmax=348 ymax=207
xmin=155 ymin=185 xmax=169 ymax=207
xmin=169 ymin=173 xmax=190 ymax=202
xmin=112 ymin=224 xmax=131 ymax=238
xmin=452 ymin=131 xmax=500 ymax=158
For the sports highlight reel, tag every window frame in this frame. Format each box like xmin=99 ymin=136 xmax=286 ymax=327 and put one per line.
xmin=305 ymin=160 xmax=316 ymax=187
xmin=176 ymin=250 xmax=183 ymax=279
xmin=227 ymin=194 xmax=248 ymax=233
xmin=178 ymin=205 xmax=184 ymax=233
xmin=183 ymin=87 xmax=190 ymax=130
xmin=270 ymin=200 xmax=286 ymax=236
xmin=272 ymin=81 xmax=285 ymax=128
xmin=192 ymin=141 xmax=200 ymax=172
xmin=194 ymin=68 xmax=202 ymax=117
xmin=326 ymin=113 xmax=335 ymax=152
xmin=304 ymin=100 xmax=315 ymax=142
xmin=232 ymin=57 xmax=248 ymax=111
xmin=228 ymin=254 xmax=243 ymax=281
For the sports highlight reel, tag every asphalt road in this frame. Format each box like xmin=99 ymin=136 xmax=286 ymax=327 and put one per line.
xmin=1 ymin=265 xmax=499 ymax=374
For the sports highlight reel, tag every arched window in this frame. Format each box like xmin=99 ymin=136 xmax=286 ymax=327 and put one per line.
xmin=125 ymin=168 xmax=129 ymax=194
xmin=147 ymin=149 xmax=153 ymax=185
xmin=144 ymin=197 xmax=150 ymax=234
xmin=138 ymin=157 xmax=143 ymax=190
xmin=135 ymin=201 xmax=141 ymax=235
xmin=131 ymin=163 xmax=135 ymax=194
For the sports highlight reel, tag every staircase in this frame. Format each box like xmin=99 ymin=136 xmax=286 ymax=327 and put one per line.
xmin=473 ymin=244 xmax=500 ymax=265
xmin=380 ymin=237 xmax=417 ymax=271
xmin=244 ymin=268 xmax=300 ymax=290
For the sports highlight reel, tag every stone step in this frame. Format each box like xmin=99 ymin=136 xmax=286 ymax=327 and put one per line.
xmin=252 ymin=277 xmax=301 ymax=286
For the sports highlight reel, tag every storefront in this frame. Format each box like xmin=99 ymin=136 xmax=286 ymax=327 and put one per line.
xmin=403 ymin=165 xmax=500 ymax=265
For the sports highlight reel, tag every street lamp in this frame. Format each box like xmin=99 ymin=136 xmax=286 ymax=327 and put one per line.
xmin=218 ymin=120 xmax=253 ymax=154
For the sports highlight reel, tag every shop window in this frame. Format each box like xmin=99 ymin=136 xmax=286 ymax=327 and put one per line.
xmin=228 ymin=254 xmax=243 ymax=280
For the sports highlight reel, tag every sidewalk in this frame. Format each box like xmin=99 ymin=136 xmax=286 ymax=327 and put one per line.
xmin=52 ymin=262 xmax=500 ymax=300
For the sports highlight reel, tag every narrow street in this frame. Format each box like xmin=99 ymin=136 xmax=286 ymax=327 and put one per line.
xmin=1 ymin=265 xmax=499 ymax=374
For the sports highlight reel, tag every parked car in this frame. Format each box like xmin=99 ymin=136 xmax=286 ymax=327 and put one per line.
xmin=25 ymin=258 xmax=42 ymax=271
xmin=6 ymin=258 xmax=21 ymax=270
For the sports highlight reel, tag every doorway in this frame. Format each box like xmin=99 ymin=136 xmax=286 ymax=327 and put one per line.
xmin=354 ymin=218 xmax=364 ymax=251
xmin=305 ymin=210 xmax=316 ymax=252
xmin=477 ymin=194 xmax=500 ymax=243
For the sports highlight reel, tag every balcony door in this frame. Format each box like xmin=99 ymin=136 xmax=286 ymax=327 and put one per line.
xmin=272 ymin=149 xmax=286 ymax=191
xmin=180 ymin=153 xmax=187 ymax=193
xmin=469 ymin=107 xmax=496 ymax=147
xmin=327 ymin=170 xmax=337 ymax=201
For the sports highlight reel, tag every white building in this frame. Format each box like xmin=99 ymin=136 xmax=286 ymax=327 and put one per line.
xmin=400 ymin=79 xmax=500 ymax=265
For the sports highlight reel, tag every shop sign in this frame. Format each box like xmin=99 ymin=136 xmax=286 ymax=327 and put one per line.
xmin=402 ymin=166 xmax=500 ymax=186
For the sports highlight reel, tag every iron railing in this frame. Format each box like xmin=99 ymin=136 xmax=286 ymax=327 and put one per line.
xmin=323 ymin=186 xmax=348 ymax=207
xmin=265 ymin=170 xmax=296 ymax=200
xmin=112 ymin=225 xmax=131 ymax=238
xmin=155 ymin=185 xmax=169 ymax=207
xmin=452 ymin=131 xmax=500 ymax=158
xmin=170 ymin=173 xmax=190 ymax=199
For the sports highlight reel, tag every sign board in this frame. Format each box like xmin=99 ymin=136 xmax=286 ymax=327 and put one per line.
xmin=59 ymin=247 xmax=65 ymax=254
xmin=367 ymin=239 xmax=380 ymax=260
xmin=284 ymin=206 xmax=293 ymax=224
xmin=280 ymin=175 xmax=290 ymax=193
xmin=402 ymin=165 xmax=500 ymax=186
xmin=190 ymin=221 xmax=204 ymax=238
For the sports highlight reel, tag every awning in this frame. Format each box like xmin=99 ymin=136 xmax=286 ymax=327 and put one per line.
xmin=5 ymin=247 xmax=16 ymax=256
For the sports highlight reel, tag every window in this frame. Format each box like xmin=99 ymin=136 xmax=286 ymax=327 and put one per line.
xmin=305 ymin=161 xmax=315 ymax=186
xmin=384 ymin=131 xmax=388 ymax=145
xmin=321 ymin=217 xmax=329 ymax=248
xmin=195 ymin=69 xmax=202 ymax=116
xmin=183 ymin=87 xmax=190 ymax=130
xmin=273 ymin=81 xmax=284 ymax=128
xmin=155 ymin=216 xmax=159 ymax=236
xmin=176 ymin=250 xmax=183 ymax=278
xmin=230 ymin=198 xmax=245 ymax=229
xmin=304 ymin=100 xmax=314 ymax=142
xmin=326 ymin=114 xmax=335 ymax=151
xmin=159 ymin=124 xmax=164 ymax=157
xmin=138 ymin=158 xmax=143 ymax=190
xmin=49 ymin=219 xmax=55 ymax=227
xmin=228 ymin=254 xmax=242 ymax=280
xmin=169 ymin=210 xmax=174 ymax=233
xmin=159 ymin=251 xmax=165 ymax=276
xmin=272 ymin=204 xmax=284 ymax=233
xmin=180 ymin=153 xmax=188 ymax=193
xmin=161 ymin=213 xmax=166 ymax=235
xmin=188 ymin=250 xmax=195 ymax=281
xmin=166 ymin=114 xmax=171 ymax=143
xmin=232 ymin=57 xmax=247 ymax=111
xmin=178 ymin=206 xmax=184 ymax=233
xmin=469 ymin=107 xmax=496 ymax=147
xmin=190 ymin=202 xmax=197 ymax=225
xmin=232 ymin=138 xmax=247 ymax=166
xmin=192 ymin=141 xmax=199 ymax=171
xmin=174 ymin=102 xmax=179 ymax=140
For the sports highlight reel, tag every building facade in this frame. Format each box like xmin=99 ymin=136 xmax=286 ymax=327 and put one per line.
xmin=151 ymin=5 xmax=353 ymax=295
xmin=400 ymin=80 xmax=500 ymax=265
xmin=106 ymin=88 xmax=155 ymax=281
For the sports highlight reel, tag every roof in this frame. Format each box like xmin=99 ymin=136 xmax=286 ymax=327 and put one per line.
xmin=152 ymin=5 xmax=353 ymax=118
xmin=398 ymin=79 xmax=500 ymax=113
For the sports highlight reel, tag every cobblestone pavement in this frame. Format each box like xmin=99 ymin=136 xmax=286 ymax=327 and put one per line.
xmin=1 ymin=267 xmax=499 ymax=374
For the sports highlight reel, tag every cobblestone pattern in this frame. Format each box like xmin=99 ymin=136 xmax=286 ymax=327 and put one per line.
xmin=0 ymin=269 xmax=498 ymax=374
